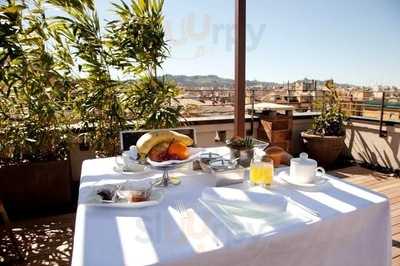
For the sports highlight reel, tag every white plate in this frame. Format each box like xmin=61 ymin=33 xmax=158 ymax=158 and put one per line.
xmin=278 ymin=171 xmax=328 ymax=188
xmin=199 ymin=198 xmax=313 ymax=238
xmin=147 ymin=147 xmax=204 ymax=167
xmin=86 ymin=190 xmax=164 ymax=208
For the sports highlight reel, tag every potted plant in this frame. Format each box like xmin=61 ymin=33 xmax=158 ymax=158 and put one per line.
xmin=301 ymin=80 xmax=346 ymax=167
xmin=226 ymin=137 xmax=255 ymax=167
xmin=0 ymin=1 xmax=73 ymax=216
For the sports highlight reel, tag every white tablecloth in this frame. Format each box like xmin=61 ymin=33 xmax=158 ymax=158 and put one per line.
xmin=72 ymin=150 xmax=391 ymax=266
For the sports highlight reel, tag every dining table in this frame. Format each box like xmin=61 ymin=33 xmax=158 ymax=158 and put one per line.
xmin=71 ymin=147 xmax=391 ymax=266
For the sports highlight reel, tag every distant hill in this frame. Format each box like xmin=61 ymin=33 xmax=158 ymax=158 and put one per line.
xmin=163 ymin=74 xmax=356 ymax=89
xmin=163 ymin=75 xmax=278 ymax=88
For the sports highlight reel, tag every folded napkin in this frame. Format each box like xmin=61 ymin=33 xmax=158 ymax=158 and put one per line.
xmin=215 ymin=168 xmax=246 ymax=187
xmin=201 ymin=187 xmax=287 ymax=213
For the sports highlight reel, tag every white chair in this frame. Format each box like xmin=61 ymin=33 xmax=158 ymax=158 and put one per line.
xmin=0 ymin=200 xmax=23 ymax=262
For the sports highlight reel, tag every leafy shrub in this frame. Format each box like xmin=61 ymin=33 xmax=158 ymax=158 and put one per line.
xmin=309 ymin=80 xmax=346 ymax=136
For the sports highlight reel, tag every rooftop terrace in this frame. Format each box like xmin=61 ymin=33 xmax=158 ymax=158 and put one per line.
xmin=0 ymin=0 xmax=399 ymax=265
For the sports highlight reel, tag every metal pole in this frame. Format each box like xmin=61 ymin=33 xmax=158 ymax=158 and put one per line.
xmin=234 ymin=0 xmax=246 ymax=137
xmin=379 ymin=92 xmax=387 ymax=137
xmin=250 ymin=88 xmax=255 ymax=136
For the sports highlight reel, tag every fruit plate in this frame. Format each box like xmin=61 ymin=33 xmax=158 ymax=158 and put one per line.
xmin=146 ymin=147 xmax=204 ymax=167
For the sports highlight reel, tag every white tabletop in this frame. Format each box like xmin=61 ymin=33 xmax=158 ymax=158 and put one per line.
xmin=72 ymin=149 xmax=391 ymax=266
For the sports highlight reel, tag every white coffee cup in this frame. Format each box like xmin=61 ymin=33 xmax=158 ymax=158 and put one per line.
xmin=290 ymin=153 xmax=325 ymax=184
xmin=128 ymin=145 xmax=138 ymax=160
xmin=115 ymin=150 xmax=144 ymax=172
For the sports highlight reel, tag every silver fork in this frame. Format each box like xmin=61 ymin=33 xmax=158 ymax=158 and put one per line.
xmin=176 ymin=200 xmax=221 ymax=247
xmin=176 ymin=200 xmax=189 ymax=219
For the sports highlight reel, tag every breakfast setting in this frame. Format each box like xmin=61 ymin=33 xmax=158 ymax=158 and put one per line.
xmin=75 ymin=129 xmax=390 ymax=266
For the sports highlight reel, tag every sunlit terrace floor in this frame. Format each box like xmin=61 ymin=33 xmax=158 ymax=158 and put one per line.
xmin=329 ymin=166 xmax=400 ymax=266
xmin=1 ymin=166 xmax=399 ymax=265
xmin=0 ymin=213 xmax=75 ymax=265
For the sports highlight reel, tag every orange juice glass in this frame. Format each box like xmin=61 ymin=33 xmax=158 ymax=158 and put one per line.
xmin=249 ymin=158 xmax=274 ymax=186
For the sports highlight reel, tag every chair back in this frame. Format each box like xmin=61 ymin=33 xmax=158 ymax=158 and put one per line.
xmin=0 ymin=200 xmax=10 ymax=224
xmin=120 ymin=128 xmax=197 ymax=151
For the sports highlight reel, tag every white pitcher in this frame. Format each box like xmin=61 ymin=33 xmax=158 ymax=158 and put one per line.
xmin=290 ymin=153 xmax=325 ymax=184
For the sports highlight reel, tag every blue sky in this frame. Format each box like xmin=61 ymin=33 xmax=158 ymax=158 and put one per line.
xmin=94 ymin=0 xmax=400 ymax=86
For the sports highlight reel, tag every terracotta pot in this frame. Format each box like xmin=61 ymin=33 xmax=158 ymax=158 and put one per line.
xmin=301 ymin=132 xmax=345 ymax=167
xmin=0 ymin=160 xmax=72 ymax=216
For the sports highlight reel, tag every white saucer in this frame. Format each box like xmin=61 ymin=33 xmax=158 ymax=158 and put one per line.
xmin=113 ymin=164 xmax=147 ymax=175
xmin=278 ymin=171 xmax=328 ymax=188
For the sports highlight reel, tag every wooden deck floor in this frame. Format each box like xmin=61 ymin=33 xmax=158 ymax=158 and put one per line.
xmin=331 ymin=166 xmax=400 ymax=266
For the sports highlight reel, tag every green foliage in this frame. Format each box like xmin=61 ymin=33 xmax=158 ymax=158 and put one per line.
xmin=0 ymin=0 xmax=182 ymax=162
xmin=107 ymin=0 xmax=168 ymax=74
xmin=47 ymin=0 xmax=182 ymax=156
xmin=227 ymin=136 xmax=255 ymax=150
xmin=107 ymin=0 xmax=182 ymax=133
xmin=48 ymin=0 xmax=126 ymax=156
xmin=109 ymin=0 xmax=182 ymax=152
xmin=0 ymin=0 xmax=72 ymax=164
xmin=311 ymin=98 xmax=324 ymax=112
xmin=124 ymin=76 xmax=182 ymax=129
xmin=309 ymin=80 xmax=346 ymax=136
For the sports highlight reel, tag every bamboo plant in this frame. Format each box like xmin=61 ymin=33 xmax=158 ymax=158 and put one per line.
xmin=0 ymin=0 xmax=72 ymax=165
xmin=48 ymin=0 xmax=182 ymax=156
xmin=47 ymin=0 xmax=126 ymax=156
xmin=107 ymin=0 xmax=182 ymax=130
xmin=0 ymin=0 xmax=183 ymax=161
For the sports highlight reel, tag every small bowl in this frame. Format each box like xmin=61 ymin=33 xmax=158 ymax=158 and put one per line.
xmin=208 ymin=158 xmax=238 ymax=172
xmin=200 ymin=152 xmax=221 ymax=164
xmin=97 ymin=184 xmax=119 ymax=203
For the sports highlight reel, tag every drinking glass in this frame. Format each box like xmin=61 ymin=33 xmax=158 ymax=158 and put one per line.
xmin=249 ymin=157 xmax=274 ymax=186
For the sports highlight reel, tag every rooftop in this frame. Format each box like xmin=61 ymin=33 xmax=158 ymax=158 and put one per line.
xmin=0 ymin=0 xmax=399 ymax=265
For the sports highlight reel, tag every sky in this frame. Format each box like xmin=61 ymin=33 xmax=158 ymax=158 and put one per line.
xmin=94 ymin=0 xmax=400 ymax=86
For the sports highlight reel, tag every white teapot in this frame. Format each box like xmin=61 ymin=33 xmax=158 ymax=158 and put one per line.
xmin=290 ymin=153 xmax=325 ymax=184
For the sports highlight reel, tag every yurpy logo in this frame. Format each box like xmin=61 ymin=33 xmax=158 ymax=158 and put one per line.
xmin=165 ymin=13 xmax=267 ymax=60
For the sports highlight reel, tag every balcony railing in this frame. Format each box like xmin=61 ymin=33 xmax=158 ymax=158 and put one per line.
xmin=179 ymin=89 xmax=400 ymax=124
